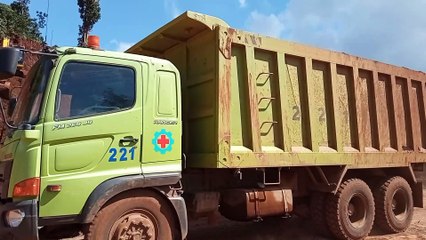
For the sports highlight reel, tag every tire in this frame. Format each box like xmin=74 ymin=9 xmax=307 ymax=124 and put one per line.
xmin=373 ymin=176 xmax=413 ymax=233
xmin=326 ymin=178 xmax=375 ymax=240
xmin=310 ymin=192 xmax=331 ymax=236
xmin=85 ymin=190 xmax=177 ymax=240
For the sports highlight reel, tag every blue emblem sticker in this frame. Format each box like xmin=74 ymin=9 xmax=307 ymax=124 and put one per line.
xmin=152 ymin=129 xmax=174 ymax=154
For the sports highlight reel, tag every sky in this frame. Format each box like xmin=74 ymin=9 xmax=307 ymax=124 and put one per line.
xmin=2 ymin=0 xmax=426 ymax=71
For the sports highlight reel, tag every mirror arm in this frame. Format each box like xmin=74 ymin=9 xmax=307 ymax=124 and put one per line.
xmin=21 ymin=49 xmax=58 ymax=57
xmin=0 ymin=99 xmax=17 ymax=129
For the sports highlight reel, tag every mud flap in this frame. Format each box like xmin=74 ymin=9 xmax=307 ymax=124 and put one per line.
xmin=169 ymin=196 xmax=188 ymax=240
xmin=413 ymin=181 xmax=423 ymax=208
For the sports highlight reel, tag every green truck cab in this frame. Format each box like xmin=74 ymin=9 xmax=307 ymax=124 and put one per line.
xmin=0 ymin=46 xmax=186 ymax=240
xmin=0 ymin=11 xmax=426 ymax=240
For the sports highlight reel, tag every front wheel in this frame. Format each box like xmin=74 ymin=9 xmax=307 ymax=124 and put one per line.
xmin=85 ymin=190 xmax=177 ymax=240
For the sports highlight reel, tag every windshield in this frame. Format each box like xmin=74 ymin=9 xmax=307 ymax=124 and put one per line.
xmin=11 ymin=56 xmax=55 ymax=126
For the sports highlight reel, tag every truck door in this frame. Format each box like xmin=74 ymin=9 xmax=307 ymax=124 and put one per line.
xmin=140 ymin=66 xmax=182 ymax=175
xmin=39 ymin=55 xmax=143 ymax=218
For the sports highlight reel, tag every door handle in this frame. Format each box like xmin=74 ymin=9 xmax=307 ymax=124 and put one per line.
xmin=119 ymin=136 xmax=139 ymax=144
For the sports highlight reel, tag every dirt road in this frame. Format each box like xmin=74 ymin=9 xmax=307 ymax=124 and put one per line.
xmin=188 ymin=193 xmax=426 ymax=240
xmin=45 ymin=192 xmax=426 ymax=240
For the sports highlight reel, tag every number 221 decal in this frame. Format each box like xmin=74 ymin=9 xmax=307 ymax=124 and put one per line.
xmin=109 ymin=147 xmax=136 ymax=162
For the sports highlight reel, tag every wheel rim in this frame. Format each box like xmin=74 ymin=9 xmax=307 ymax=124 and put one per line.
xmin=347 ymin=193 xmax=368 ymax=228
xmin=391 ymin=188 xmax=409 ymax=221
xmin=109 ymin=209 xmax=157 ymax=240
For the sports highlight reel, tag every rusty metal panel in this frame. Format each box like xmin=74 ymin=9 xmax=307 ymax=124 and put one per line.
xmin=127 ymin=11 xmax=229 ymax=57
xmin=334 ymin=65 xmax=358 ymax=152
xmin=230 ymin=45 xmax=253 ymax=152
xmin=395 ymin=78 xmax=414 ymax=151
xmin=285 ymin=55 xmax=311 ymax=152
xmin=185 ymin=30 xmax=217 ymax=154
xmin=357 ymin=69 xmax=380 ymax=151
xmin=410 ymin=81 xmax=426 ymax=151
xmin=220 ymin=188 xmax=293 ymax=221
xmin=128 ymin=11 xmax=426 ymax=169
xmin=376 ymin=73 xmax=398 ymax=151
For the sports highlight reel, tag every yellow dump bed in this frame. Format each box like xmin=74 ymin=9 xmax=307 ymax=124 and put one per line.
xmin=128 ymin=11 xmax=426 ymax=169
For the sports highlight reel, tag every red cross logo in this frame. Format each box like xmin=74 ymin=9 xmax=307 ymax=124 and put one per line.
xmin=157 ymin=134 xmax=170 ymax=148
xmin=152 ymin=129 xmax=174 ymax=154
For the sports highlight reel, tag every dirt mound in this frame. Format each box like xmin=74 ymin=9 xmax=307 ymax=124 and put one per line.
xmin=0 ymin=38 xmax=44 ymax=140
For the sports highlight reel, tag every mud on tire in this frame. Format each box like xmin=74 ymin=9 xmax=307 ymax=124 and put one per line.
xmin=84 ymin=190 xmax=178 ymax=240
xmin=373 ymin=176 xmax=413 ymax=233
xmin=326 ymin=178 xmax=375 ymax=240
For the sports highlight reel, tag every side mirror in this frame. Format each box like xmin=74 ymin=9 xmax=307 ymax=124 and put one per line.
xmin=8 ymin=97 xmax=17 ymax=117
xmin=0 ymin=48 xmax=24 ymax=79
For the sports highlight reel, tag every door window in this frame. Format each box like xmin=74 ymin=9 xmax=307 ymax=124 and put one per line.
xmin=56 ymin=62 xmax=135 ymax=120
xmin=156 ymin=71 xmax=177 ymax=117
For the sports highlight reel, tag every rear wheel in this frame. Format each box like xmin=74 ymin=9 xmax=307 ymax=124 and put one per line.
xmin=326 ymin=178 xmax=375 ymax=240
xmin=374 ymin=176 xmax=413 ymax=233
xmin=85 ymin=190 xmax=177 ymax=240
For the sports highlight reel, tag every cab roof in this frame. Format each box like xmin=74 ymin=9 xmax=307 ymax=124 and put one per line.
xmin=55 ymin=46 xmax=174 ymax=67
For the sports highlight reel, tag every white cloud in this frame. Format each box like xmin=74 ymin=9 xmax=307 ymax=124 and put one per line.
xmin=116 ymin=42 xmax=134 ymax=52
xmin=110 ymin=39 xmax=134 ymax=52
xmin=239 ymin=0 xmax=247 ymax=8
xmin=245 ymin=0 xmax=426 ymax=71
xmin=164 ymin=0 xmax=182 ymax=18
xmin=246 ymin=11 xmax=284 ymax=38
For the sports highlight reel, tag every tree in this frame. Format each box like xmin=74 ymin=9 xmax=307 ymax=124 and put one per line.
xmin=36 ymin=11 xmax=48 ymax=29
xmin=0 ymin=3 xmax=17 ymax=38
xmin=10 ymin=0 xmax=30 ymax=17
xmin=77 ymin=0 xmax=101 ymax=46
xmin=0 ymin=0 xmax=47 ymax=42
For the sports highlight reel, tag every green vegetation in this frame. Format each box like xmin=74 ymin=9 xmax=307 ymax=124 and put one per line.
xmin=77 ymin=0 xmax=101 ymax=46
xmin=0 ymin=0 xmax=47 ymax=42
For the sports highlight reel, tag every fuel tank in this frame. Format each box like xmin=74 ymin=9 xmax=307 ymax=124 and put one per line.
xmin=219 ymin=188 xmax=293 ymax=221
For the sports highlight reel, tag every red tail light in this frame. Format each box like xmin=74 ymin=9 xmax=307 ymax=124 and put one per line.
xmin=13 ymin=177 xmax=40 ymax=198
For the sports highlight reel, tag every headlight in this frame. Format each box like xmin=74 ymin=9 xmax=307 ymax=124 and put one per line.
xmin=4 ymin=209 xmax=25 ymax=227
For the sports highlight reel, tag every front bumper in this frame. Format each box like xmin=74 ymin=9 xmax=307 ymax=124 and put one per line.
xmin=0 ymin=199 xmax=38 ymax=240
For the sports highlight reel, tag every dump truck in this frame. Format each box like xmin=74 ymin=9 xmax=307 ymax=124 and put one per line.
xmin=0 ymin=11 xmax=424 ymax=240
